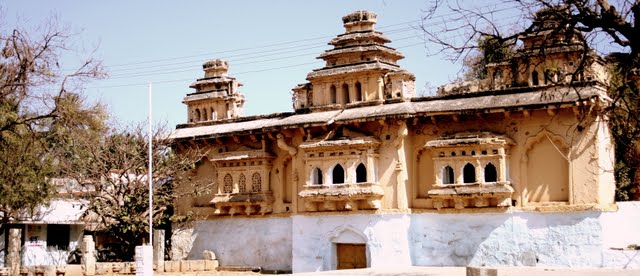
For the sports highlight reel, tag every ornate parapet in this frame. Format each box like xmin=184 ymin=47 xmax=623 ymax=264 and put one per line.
xmin=428 ymin=182 xmax=513 ymax=210
xmin=210 ymin=192 xmax=274 ymax=216
xmin=298 ymin=182 xmax=383 ymax=212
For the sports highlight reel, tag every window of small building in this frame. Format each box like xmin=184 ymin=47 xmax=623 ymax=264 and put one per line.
xmin=341 ymin=83 xmax=350 ymax=104
xmin=333 ymin=164 xmax=345 ymax=184
xmin=223 ymin=173 xmax=233 ymax=193
xmin=532 ymin=71 xmax=539 ymax=86
xmin=484 ymin=163 xmax=497 ymax=182
xmin=195 ymin=109 xmax=201 ymax=122
xmin=251 ymin=172 xmax=261 ymax=192
xmin=463 ymin=163 xmax=476 ymax=183
xmin=47 ymin=224 xmax=70 ymax=250
xmin=238 ymin=173 xmax=246 ymax=193
xmin=355 ymin=82 xmax=362 ymax=101
xmin=443 ymin=166 xmax=454 ymax=185
xmin=356 ymin=163 xmax=367 ymax=183
xmin=330 ymin=85 xmax=337 ymax=104
xmin=312 ymin=167 xmax=323 ymax=185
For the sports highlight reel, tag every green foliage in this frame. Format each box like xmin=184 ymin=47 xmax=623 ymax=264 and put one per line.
xmin=0 ymin=20 xmax=106 ymax=224
xmin=605 ymin=59 xmax=640 ymax=200
xmin=463 ymin=35 xmax=515 ymax=81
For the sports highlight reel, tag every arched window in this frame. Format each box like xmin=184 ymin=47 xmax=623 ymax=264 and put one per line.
xmin=330 ymin=85 xmax=337 ymax=104
xmin=341 ymin=83 xmax=350 ymax=104
xmin=463 ymin=163 xmax=476 ymax=183
xmin=195 ymin=109 xmax=201 ymax=122
xmin=203 ymin=108 xmax=209 ymax=121
xmin=223 ymin=173 xmax=233 ymax=193
xmin=355 ymin=82 xmax=362 ymax=101
xmin=484 ymin=163 xmax=497 ymax=182
xmin=544 ymin=69 xmax=551 ymax=84
xmin=332 ymin=164 xmax=345 ymax=184
xmin=443 ymin=166 xmax=454 ymax=185
xmin=493 ymin=69 xmax=502 ymax=86
xmin=532 ymin=71 xmax=539 ymax=86
xmin=211 ymin=108 xmax=217 ymax=120
xmin=238 ymin=173 xmax=246 ymax=193
xmin=356 ymin=163 xmax=367 ymax=183
xmin=312 ymin=167 xmax=323 ymax=185
xmin=251 ymin=172 xmax=261 ymax=192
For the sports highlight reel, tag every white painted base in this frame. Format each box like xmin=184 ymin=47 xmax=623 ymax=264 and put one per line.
xmin=184 ymin=216 xmax=292 ymax=271
xmin=181 ymin=202 xmax=640 ymax=273
xmin=135 ymin=245 xmax=153 ymax=276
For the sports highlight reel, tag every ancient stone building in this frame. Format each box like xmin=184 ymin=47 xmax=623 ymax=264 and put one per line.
xmin=169 ymin=10 xmax=638 ymax=273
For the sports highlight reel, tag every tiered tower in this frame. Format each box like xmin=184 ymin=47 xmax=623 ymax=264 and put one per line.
xmin=292 ymin=10 xmax=415 ymax=111
xmin=183 ymin=59 xmax=245 ymax=123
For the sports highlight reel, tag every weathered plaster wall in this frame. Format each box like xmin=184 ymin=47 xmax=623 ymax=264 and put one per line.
xmin=185 ymin=217 xmax=292 ymax=271
xmin=289 ymin=203 xmax=640 ymax=273
xmin=291 ymin=213 xmax=413 ymax=272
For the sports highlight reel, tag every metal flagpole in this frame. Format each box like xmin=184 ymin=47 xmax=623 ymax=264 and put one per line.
xmin=148 ymin=82 xmax=153 ymax=245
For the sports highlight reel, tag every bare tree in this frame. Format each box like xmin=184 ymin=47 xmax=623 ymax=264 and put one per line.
xmin=61 ymin=122 xmax=210 ymax=261
xmin=421 ymin=0 xmax=640 ymax=200
xmin=0 ymin=16 xmax=107 ymax=231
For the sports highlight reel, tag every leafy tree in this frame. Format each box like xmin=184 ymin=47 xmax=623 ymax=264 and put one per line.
xmin=0 ymin=19 xmax=106 ymax=229
xmin=422 ymin=0 xmax=640 ymax=200
xmin=462 ymin=35 xmax=516 ymax=80
xmin=61 ymin=123 xmax=209 ymax=261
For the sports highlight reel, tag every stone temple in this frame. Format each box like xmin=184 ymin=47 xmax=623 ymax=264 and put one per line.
xmin=169 ymin=10 xmax=639 ymax=273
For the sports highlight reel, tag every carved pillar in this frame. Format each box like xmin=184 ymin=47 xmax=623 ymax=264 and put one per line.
xmin=81 ymin=235 xmax=96 ymax=276
xmin=153 ymin=229 xmax=165 ymax=272
xmin=366 ymin=150 xmax=375 ymax=183
xmin=8 ymin=228 xmax=20 ymax=276
xmin=475 ymin=159 xmax=483 ymax=184
xmin=394 ymin=121 xmax=409 ymax=209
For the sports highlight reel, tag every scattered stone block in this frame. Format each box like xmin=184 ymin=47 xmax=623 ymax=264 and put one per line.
xmin=204 ymin=260 xmax=219 ymax=271
xmin=202 ymin=250 xmax=217 ymax=260
xmin=164 ymin=261 xmax=180 ymax=272
xmin=466 ymin=266 xmax=497 ymax=276
xmin=95 ymin=263 xmax=111 ymax=274
xmin=190 ymin=260 xmax=205 ymax=272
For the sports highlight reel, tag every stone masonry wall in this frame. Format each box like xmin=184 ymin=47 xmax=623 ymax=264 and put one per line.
xmin=182 ymin=202 xmax=640 ymax=273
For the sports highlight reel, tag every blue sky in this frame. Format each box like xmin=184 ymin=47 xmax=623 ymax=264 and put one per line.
xmin=4 ymin=1 xmax=521 ymax=128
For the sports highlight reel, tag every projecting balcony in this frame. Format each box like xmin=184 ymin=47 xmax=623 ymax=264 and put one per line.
xmin=209 ymin=192 xmax=274 ymax=216
xmin=427 ymin=182 xmax=513 ymax=210
xmin=298 ymin=182 xmax=384 ymax=212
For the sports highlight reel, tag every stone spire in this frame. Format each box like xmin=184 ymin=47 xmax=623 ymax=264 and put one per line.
xmin=183 ymin=59 xmax=245 ymax=123
xmin=292 ymin=10 xmax=415 ymax=111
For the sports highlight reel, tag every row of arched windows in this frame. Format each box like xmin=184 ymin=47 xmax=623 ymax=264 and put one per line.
xmin=442 ymin=163 xmax=497 ymax=185
xmin=311 ymin=163 xmax=367 ymax=185
xmin=193 ymin=107 xmax=218 ymax=122
xmin=329 ymin=82 xmax=363 ymax=104
xmin=222 ymin=172 xmax=262 ymax=193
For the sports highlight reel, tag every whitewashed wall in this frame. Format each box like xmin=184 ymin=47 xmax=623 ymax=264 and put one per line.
xmin=186 ymin=217 xmax=292 ymax=271
xmin=185 ymin=202 xmax=640 ymax=273
xmin=292 ymin=214 xmax=412 ymax=272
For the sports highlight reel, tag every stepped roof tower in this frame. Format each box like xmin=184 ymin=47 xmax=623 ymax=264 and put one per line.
xmin=292 ymin=10 xmax=415 ymax=111
xmin=183 ymin=59 xmax=245 ymax=123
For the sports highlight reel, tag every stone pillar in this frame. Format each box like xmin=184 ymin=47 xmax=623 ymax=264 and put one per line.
xmin=7 ymin=228 xmax=21 ymax=276
xmin=153 ymin=230 xmax=165 ymax=272
xmin=134 ymin=245 xmax=153 ymax=276
xmin=81 ymin=235 xmax=96 ymax=276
